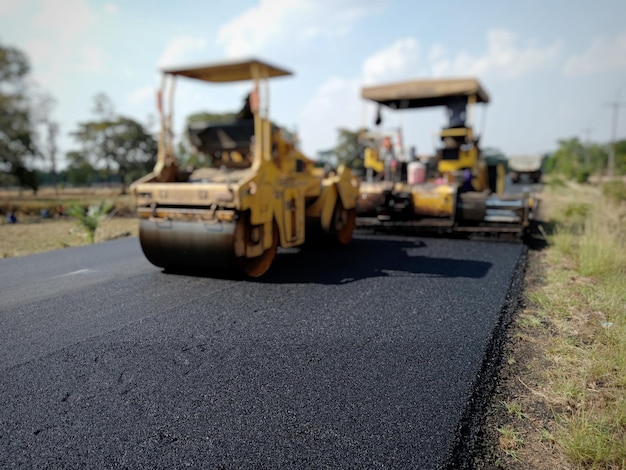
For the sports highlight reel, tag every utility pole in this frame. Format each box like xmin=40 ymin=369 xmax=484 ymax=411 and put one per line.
xmin=605 ymin=97 xmax=626 ymax=177
xmin=47 ymin=122 xmax=59 ymax=194
xmin=581 ymin=126 xmax=592 ymax=167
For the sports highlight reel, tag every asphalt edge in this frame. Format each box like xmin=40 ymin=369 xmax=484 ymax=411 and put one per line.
xmin=445 ymin=244 xmax=529 ymax=469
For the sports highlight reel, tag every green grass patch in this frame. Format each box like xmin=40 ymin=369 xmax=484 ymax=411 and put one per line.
xmin=498 ymin=425 xmax=524 ymax=461
xmin=66 ymin=201 xmax=115 ymax=243
xmin=517 ymin=312 xmax=545 ymax=329
xmin=501 ymin=400 xmax=529 ymax=420
xmin=536 ymin=181 xmax=626 ymax=468
xmin=601 ymin=180 xmax=626 ymax=202
xmin=558 ymin=413 xmax=626 ymax=468
xmin=544 ymin=174 xmax=568 ymax=190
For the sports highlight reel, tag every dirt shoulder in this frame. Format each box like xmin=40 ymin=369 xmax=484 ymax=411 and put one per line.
xmin=474 ymin=244 xmax=571 ymax=469
xmin=0 ymin=216 xmax=139 ymax=259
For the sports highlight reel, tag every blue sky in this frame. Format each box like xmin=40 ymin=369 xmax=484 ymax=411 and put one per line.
xmin=2 ymin=0 xmax=626 ymax=166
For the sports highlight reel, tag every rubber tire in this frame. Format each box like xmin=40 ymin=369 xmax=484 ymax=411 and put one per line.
xmin=333 ymin=201 xmax=356 ymax=245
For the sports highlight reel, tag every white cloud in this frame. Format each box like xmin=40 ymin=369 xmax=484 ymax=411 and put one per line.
xmin=127 ymin=85 xmax=156 ymax=106
xmin=430 ymin=29 xmax=561 ymax=78
xmin=357 ymin=30 xmax=559 ymax=86
xmin=31 ymin=0 xmax=96 ymax=43
xmin=23 ymin=0 xmax=101 ymax=82
xmin=0 ymin=0 xmax=21 ymax=15
xmin=157 ymin=36 xmax=209 ymax=68
xmin=216 ymin=0 xmax=299 ymax=58
xmin=298 ymin=76 xmax=361 ymax=156
xmin=562 ymin=32 xmax=626 ymax=76
xmin=217 ymin=0 xmax=389 ymax=57
xmin=25 ymin=37 xmax=54 ymax=70
xmin=362 ymin=37 xmax=420 ymax=85
xmin=79 ymin=45 xmax=105 ymax=72
xmin=299 ymin=28 xmax=562 ymax=157
xmin=104 ymin=3 xmax=119 ymax=14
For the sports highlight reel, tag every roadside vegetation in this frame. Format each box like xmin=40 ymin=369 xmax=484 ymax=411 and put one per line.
xmin=65 ymin=200 xmax=115 ymax=243
xmin=0 ymin=187 xmax=137 ymax=258
xmin=481 ymin=177 xmax=626 ymax=469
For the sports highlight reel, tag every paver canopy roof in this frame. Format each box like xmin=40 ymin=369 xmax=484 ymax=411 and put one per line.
xmin=162 ymin=58 xmax=292 ymax=83
xmin=362 ymin=78 xmax=489 ymax=109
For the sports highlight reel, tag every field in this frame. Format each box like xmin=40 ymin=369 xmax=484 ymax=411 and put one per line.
xmin=0 ymin=187 xmax=138 ymax=258
xmin=0 ymin=217 xmax=139 ymax=258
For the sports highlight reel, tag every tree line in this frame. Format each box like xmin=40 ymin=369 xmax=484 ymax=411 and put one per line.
xmin=1 ymin=42 xmax=157 ymax=193
xmin=1 ymin=40 xmax=625 ymax=194
xmin=544 ymin=137 xmax=626 ymax=182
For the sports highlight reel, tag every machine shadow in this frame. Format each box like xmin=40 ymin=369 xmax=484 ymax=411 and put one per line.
xmin=258 ymin=236 xmax=493 ymax=285
xmin=161 ymin=236 xmax=493 ymax=284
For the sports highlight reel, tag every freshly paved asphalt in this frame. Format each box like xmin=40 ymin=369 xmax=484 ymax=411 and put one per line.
xmin=0 ymin=233 xmax=525 ymax=469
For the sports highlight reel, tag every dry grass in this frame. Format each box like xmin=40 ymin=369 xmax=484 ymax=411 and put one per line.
xmin=478 ymin=179 xmax=626 ymax=469
xmin=0 ymin=217 xmax=139 ymax=258
xmin=0 ymin=187 xmax=138 ymax=258
xmin=0 ymin=186 xmax=134 ymax=217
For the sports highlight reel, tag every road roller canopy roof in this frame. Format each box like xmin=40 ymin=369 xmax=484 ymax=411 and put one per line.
xmin=361 ymin=78 xmax=489 ymax=109
xmin=161 ymin=58 xmax=293 ymax=83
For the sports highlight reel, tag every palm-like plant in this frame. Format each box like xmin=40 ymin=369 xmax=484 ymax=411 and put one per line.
xmin=66 ymin=200 xmax=113 ymax=243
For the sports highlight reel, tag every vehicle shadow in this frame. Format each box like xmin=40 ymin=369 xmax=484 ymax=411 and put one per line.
xmin=258 ymin=236 xmax=493 ymax=285
xmin=162 ymin=236 xmax=493 ymax=285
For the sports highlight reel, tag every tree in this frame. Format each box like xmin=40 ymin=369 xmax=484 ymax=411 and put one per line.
xmin=614 ymin=139 xmax=626 ymax=175
xmin=65 ymin=150 xmax=95 ymax=186
xmin=545 ymin=137 xmax=609 ymax=181
xmin=334 ymin=128 xmax=366 ymax=170
xmin=0 ymin=42 xmax=40 ymax=192
xmin=32 ymin=91 xmax=60 ymax=191
xmin=315 ymin=149 xmax=338 ymax=168
xmin=69 ymin=94 xmax=157 ymax=191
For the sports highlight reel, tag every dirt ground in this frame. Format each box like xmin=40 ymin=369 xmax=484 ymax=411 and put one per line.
xmin=473 ymin=192 xmax=576 ymax=469
xmin=474 ymin=245 xmax=571 ymax=469
xmin=0 ymin=216 xmax=139 ymax=259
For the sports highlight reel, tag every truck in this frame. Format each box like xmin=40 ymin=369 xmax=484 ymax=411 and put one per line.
xmin=508 ymin=154 xmax=543 ymax=184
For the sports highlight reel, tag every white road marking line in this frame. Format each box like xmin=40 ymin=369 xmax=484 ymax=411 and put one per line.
xmin=58 ymin=268 xmax=95 ymax=277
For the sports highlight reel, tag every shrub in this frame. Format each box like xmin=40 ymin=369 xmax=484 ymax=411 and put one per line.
xmin=66 ymin=200 xmax=114 ymax=243
xmin=601 ymin=181 xmax=626 ymax=202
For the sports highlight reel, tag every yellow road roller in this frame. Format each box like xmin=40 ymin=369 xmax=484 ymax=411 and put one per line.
xmin=131 ymin=59 xmax=359 ymax=277
xmin=356 ymin=77 xmax=533 ymax=236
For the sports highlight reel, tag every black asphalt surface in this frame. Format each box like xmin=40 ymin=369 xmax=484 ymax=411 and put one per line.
xmin=0 ymin=233 xmax=525 ymax=469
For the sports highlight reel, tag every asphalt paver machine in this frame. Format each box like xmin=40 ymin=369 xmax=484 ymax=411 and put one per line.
xmin=356 ymin=77 xmax=533 ymax=236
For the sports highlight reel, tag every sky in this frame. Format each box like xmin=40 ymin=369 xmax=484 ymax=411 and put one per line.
xmin=2 ymin=0 xmax=626 ymax=168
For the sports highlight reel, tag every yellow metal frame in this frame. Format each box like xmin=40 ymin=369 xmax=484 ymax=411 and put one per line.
xmin=132 ymin=58 xmax=359 ymax=262
xmin=438 ymin=146 xmax=479 ymax=174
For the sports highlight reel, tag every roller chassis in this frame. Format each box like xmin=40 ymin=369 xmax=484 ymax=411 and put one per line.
xmin=131 ymin=59 xmax=359 ymax=277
